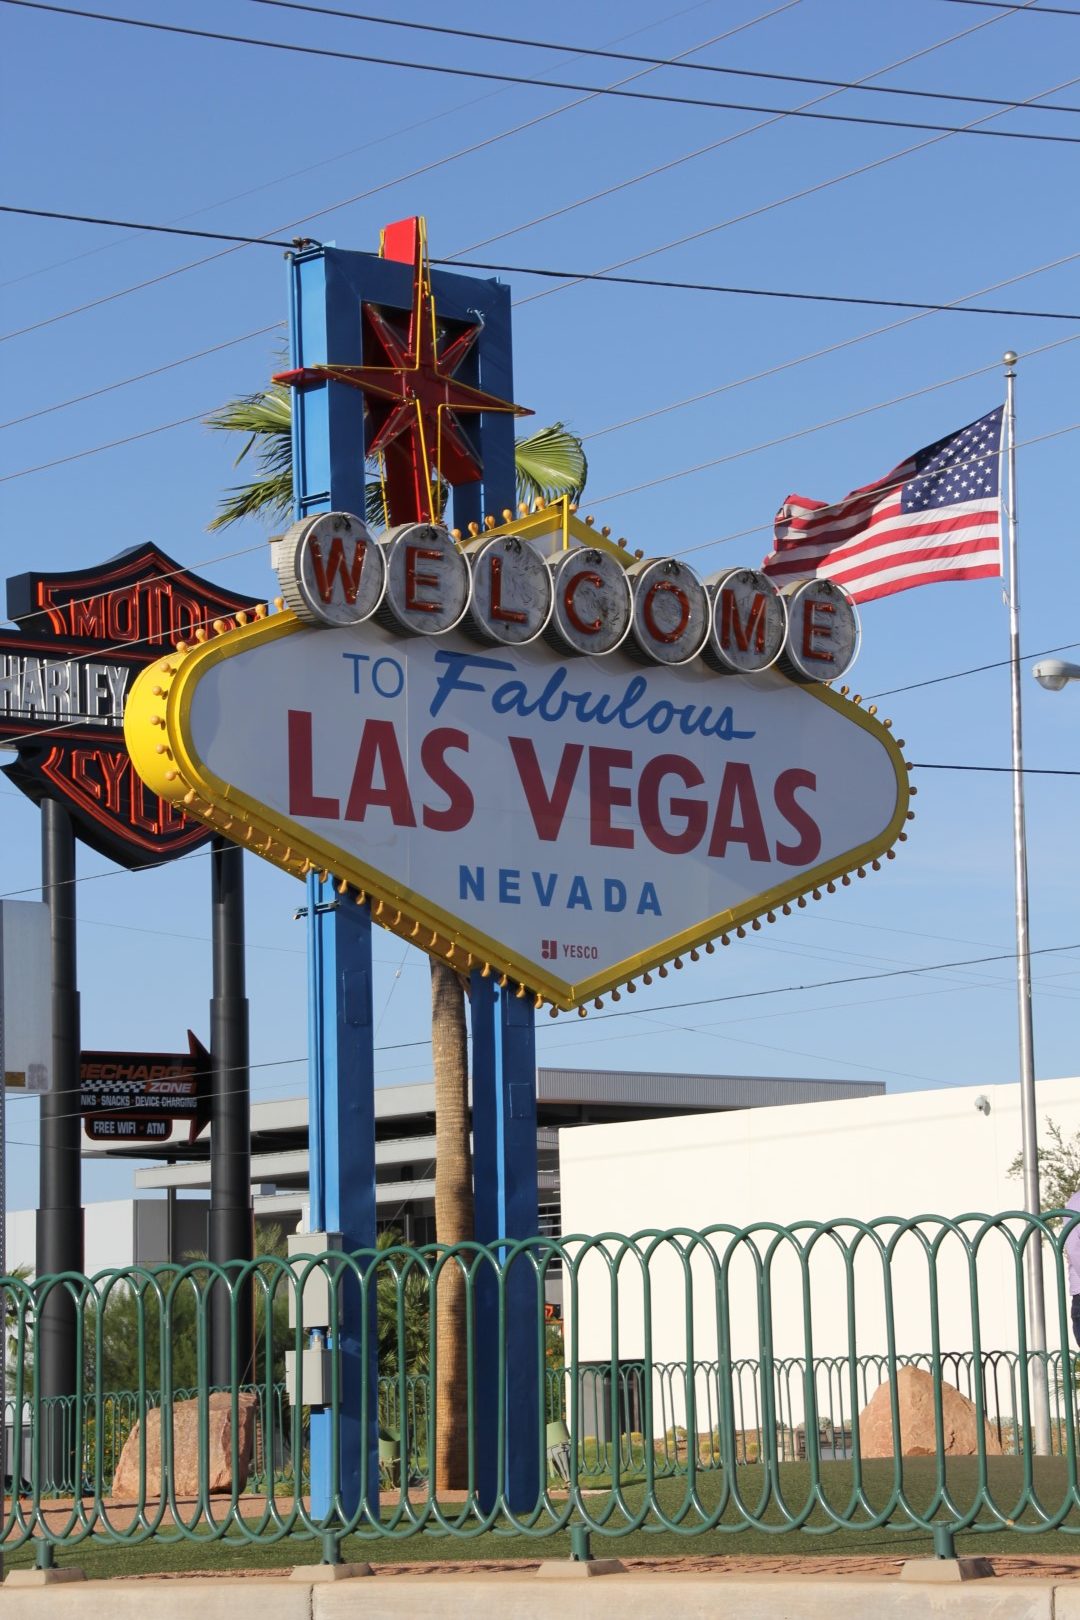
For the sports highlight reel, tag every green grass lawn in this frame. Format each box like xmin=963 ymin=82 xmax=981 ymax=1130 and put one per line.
xmin=8 ymin=1457 xmax=1080 ymax=1580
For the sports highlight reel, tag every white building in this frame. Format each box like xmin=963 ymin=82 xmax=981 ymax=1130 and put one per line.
xmin=68 ymin=1067 xmax=878 ymax=1257
xmin=558 ymin=1075 xmax=1080 ymax=1443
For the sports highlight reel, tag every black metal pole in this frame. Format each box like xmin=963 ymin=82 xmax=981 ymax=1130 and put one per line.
xmin=209 ymin=836 xmax=252 ymax=1387
xmin=37 ymin=798 xmax=83 ymax=1493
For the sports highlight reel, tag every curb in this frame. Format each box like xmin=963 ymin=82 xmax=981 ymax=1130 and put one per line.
xmin=0 ymin=1572 xmax=1068 ymax=1619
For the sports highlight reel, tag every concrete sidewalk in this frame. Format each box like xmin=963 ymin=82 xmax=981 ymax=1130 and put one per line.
xmin=4 ymin=1563 xmax=1080 ymax=1618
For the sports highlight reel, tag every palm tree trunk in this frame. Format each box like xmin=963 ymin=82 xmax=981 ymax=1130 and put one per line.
xmin=431 ymin=957 xmax=473 ymax=1492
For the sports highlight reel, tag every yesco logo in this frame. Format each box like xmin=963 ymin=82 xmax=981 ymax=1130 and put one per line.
xmin=273 ymin=511 xmax=860 ymax=681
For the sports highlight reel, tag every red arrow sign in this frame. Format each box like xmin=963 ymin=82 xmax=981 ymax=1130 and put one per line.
xmin=80 ymin=1030 xmax=211 ymax=1144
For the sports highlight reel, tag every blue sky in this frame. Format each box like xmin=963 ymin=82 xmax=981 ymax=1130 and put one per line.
xmin=3 ymin=0 xmax=1080 ymax=1214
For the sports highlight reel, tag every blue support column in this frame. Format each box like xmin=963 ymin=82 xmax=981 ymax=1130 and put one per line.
xmin=285 ymin=236 xmax=531 ymax=1523
xmin=289 ymin=245 xmax=376 ymax=1524
xmin=471 ymin=973 xmax=541 ymax=1514
xmin=306 ymin=873 xmax=379 ymax=1521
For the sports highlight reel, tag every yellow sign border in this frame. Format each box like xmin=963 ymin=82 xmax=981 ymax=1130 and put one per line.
xmin=126 ymin=596 xmax=911 ymax=1012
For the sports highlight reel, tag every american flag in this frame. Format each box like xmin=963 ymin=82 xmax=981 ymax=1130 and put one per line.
xmin=762 ymin=406 xmax=1005 ymax=604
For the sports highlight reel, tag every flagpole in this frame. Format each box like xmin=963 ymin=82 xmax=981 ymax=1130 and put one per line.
xmin=1005 ymin=348 xmax=1050 ymax=1456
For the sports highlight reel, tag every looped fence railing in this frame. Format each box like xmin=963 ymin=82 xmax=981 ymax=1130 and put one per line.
xmin=3 ymin=1212 xmax=1080 ymax=1556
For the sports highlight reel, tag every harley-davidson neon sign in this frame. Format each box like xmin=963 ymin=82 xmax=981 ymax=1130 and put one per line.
xmin=2 ymin=545 xmax=259 ymax=866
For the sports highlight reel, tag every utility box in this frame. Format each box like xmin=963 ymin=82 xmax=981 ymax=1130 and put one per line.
xmin=284 ymin=1345 xmax=333 ymax=1407
xmin=286 ymin=1230 xmax=343 ymax=1331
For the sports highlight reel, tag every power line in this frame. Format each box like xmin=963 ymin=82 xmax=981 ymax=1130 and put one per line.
xmin=912 ymin=761 xmax=1080 ymax=775
xmin=453 ymin=258 xmax=1080 ymax=319
xmin=0 ymin=205 xmax=301 ymax=249
xmin=0 ymin=8 xmax=764 ymax=344
xmin=7 ymin=321 xmax=1079 ymax=508
xmin=9 ymin=209 xmax=1080 ymax=322
xmin=241 ymin=0 xmax=1080 ymax=115
xmin=513 ymin=61 xmax=1080 ymax=309
xmin=869 ymin=639 xmax=1080 ymax=698
xmin=587 ymin=341 xmax=1080 ymax=509
xmin=7 ymin=1 xmax=1080 ymax=146
xmin=12 ymin=944 xmax=1080 ymax=1140
xmin=591 ymin=248 xmax=1080 ymax=449
xmin=0 ymin=406 xmax=220 ymax=482
xmin=0 ymin=324 xmax=283 ymax=432
xmin=943 ymin=0 xmax=1080 ymax=12
xmin=432 ymin=7 xmax=1033 ymax=269
xmin=552 ymin=941 xmax=1080 ymax=1023
xmin=3 ymin=0 xmax=737 ymax=292
xmin=0 ymin=2 xmax=1018 ymax=356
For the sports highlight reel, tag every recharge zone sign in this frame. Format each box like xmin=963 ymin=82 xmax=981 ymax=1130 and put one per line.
xmin=125 ymin=505 xmax=910 ymax=1010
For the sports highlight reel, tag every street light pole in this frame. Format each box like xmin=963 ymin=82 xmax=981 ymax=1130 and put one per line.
xmin=1004 ymin=351 xmax=1050 ymax=1456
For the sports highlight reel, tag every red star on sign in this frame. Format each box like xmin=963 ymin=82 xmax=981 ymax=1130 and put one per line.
xmin=275 ymin=217 xmax=531 ymax=523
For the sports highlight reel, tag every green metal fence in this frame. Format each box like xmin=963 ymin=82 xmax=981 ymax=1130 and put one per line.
xmin=4 ymin=1213 xmax=1080 ymax=1558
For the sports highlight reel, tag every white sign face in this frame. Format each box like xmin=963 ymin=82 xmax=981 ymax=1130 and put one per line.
xmin=465 ymin=534 xmax=553 ymax=645
xmin=779 ymin=578 xmax=860 ymax=681
xmin=174 ymin=619 xmax=907 ymax=1005
xmin=706 ymin=568 xmax=788 ymax=675
xmin=276 ymin=511 xmax=385 ymax=627
xmin=545 ymin=549 xmax=632 ymax=656
xmin=1 ymin=900 xmax=52 ymax=1093
xmin=628 ymin=558 xmax=710 ymax=666
xmin=380 ymin=524 xmax=471 ymax=635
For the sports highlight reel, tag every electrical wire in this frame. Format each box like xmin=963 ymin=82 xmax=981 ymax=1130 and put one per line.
xmin=10 ymin=238 xmax=1078 ymax=491
xmin=911 ymin=762 xmax=1080 ymax=774
xmin=868 ymin=640 xmax=1080 ymax=698
xmin=943 ymin=0 xmax=1080 ymax=12
xmin=0 ymin=206 xmax=298 ymax=249
xmin=454 ymin=259 xmax=1080 ymax=320
xmin=0 ymin=0 xmax=759 ymax=295
xmin=12 ymin=942 xmax=1080 ymax=1141
xmin=445 ymin=3 xmax=1046 ymax=265
xmin=8 ymin=210 xmax=1080 ymax=323
xmin=9 ymin=1 xmax=1079 ymax=146
xmin=0 ymin=324 xmax=283 ymax=432
xmin=8 ymin=260 xmax=1080 ymax=492
xmin=0 ymin=2 xmax=1048 ymax=450
xmin=514 ymin=62 xmax=1080 ymax=309
xmin=0 ymin=8 xmax=787 ymax=344
xmin=587 ymin=339 xmax=1080 ymax=509
xmin=240 ymin=0 xmax=1080 ymax=115
xmin=586 ymin=247 xmax=1080 ymax=452
xmin=0 ymin=405 xmax=222 ymax=482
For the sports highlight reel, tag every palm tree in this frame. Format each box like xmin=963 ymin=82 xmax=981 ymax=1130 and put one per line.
xmin=206 ymin=384 xmax=586 ymax=529
xmin=206 ymin=382 xmax=586 ymax=1490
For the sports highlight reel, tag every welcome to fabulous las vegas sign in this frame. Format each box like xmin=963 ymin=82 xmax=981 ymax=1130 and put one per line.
xmin=124 ymin=500 xmax=910 ymax=1013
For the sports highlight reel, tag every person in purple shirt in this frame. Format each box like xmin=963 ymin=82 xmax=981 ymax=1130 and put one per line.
xmin=1066 ymin=1191 xmax=1080 ymax=1346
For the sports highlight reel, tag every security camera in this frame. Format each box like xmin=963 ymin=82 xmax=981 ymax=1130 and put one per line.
xmin=974 ymin=1095 xmax=991 ymax=1116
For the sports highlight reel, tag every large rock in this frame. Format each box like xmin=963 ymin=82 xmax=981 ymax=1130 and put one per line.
xmin=857 ymin=1365 xmax=1002 ymax=1458
xmin=110 ymin=1391 xmax=258 ymax=1501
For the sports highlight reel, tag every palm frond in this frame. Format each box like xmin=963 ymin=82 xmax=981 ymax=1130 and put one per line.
xmin=513 ymin=421 xmax=588 ymax=506
xmin=210 ymin=471 xmax=294 ymax=531
xmin=205 ymin=384 xmax=294 ymax=530
xmin=206 ymin=371 xmax=588 ymax=533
